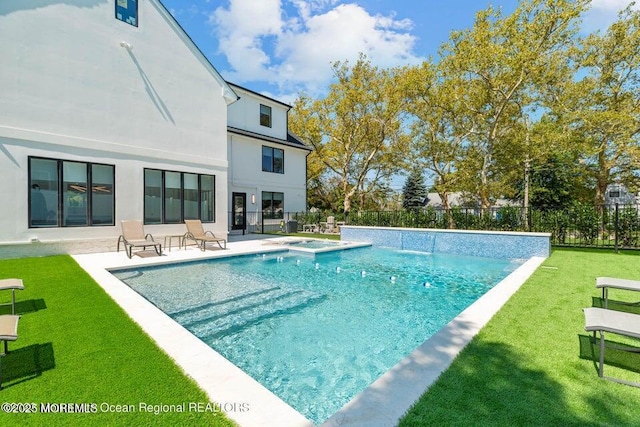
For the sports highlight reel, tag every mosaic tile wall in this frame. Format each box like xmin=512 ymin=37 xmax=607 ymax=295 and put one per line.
xmin=340 ymin=226 xmax=550 ymax=259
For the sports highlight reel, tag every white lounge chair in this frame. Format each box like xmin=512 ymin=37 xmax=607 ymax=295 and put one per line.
xmin=583 ymin=307 xmax=640 ymax=387
xmin=596 ymin=277 xmax=640 ymax=308
xmin=117 ymin=220 xmax=162 ymax=258
xmin=0 ymin=314 xmax=19 ymax=389
xmin=0 ymin=278 xmax=24 ymax=314
xmin=184 ymin=220 xmax=226 ymax=251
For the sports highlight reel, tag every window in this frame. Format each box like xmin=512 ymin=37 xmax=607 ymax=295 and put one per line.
xmin=115 ymin=0 xmax=138 ymax=27
xmin=262 ymin=191 xmax=284 ymax=219
xmin=29 ymin=157 xmax=115 ymax=228
xmin=144 ymin=169 xmax=215 ymax=224
xmin=260 ymin=104 xmax=272 ymax=128
xmin=262 ymin=146 xmax=284 ymax=174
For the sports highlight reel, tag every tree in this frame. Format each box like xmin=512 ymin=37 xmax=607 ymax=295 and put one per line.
xmin=290 ymin=54 xmax=407 ymax=219
xmin=400 ymin=61 xmax=472 ymax=213
xmin=402 ymin=168 xmax=428 ymax=211
xmin=560 ymin=5 xmax=640 ymax=205
xmin=439 ymin=0 xmax=589 ymax=208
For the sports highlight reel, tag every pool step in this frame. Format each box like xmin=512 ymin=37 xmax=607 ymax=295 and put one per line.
xmin=181 ymin=289 xmax=326 ymax=340
xmin=172 ymin=287 xmax=293 ymax=326
xmin=168 ymin=286 xmax=281 ymax=320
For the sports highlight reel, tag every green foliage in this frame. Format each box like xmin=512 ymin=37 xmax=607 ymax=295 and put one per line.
xmin=291 ymin=54 xmax=407 ymax=214
xmin=560 ymin=5 xmax=640 ymax=204
xmin=572 ymin=203 xmax=601 ymax=244
xmin=614 ymin=206 xmax=640 ymax=248
xmin=293 ymin=0 xmax=637 ymax=211
xmin=496 ymin=206 xmax=524 ymax=230
xmin=402 ymin=168 xmax=428 ymax=211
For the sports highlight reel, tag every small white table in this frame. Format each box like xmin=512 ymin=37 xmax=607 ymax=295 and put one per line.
xmin=163 ymin=234 xmax=185 ymax=252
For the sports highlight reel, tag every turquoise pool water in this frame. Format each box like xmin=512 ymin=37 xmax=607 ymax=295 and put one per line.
xmin=112 ymin=247 xmax=522 ymax=424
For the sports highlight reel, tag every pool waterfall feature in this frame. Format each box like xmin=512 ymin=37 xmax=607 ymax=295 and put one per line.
xmin=339 ymin=226 xmax=551 ymax=259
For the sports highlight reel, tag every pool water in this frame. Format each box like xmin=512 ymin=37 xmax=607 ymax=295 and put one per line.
xmin=112 ymin=247 xmax=522 ymax=424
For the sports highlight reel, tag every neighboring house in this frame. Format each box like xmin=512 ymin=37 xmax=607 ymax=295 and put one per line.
xmin=226 ymin=83 xmax=312 ymax=234
xmin=0 ymin=0 xmax=239 ymax=255
xmin=425 ymin=193 xmax=516 ymax=209
xmin=605 ymin=183 xmax=638 ymax=205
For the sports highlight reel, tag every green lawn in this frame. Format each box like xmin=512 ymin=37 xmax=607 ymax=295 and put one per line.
xmin=0 ymin=255 xmax=235 ymax=426
xmin=399 ymin=248 xmax=640 ymax=426
xmin=2 ymin=249 xmax=639 ymax=426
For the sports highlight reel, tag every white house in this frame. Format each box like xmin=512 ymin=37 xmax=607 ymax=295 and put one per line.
xmin=0 ymin=0 xmax=239 ymax=256
xmin=227 ymin=83 xmax=312 ymax=234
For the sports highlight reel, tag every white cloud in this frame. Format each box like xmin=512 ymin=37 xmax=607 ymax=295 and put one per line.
xmin=208 ymin=0 xmax=423 ymax=97
xmin=582 ymin=0 xmax=639 ymax=34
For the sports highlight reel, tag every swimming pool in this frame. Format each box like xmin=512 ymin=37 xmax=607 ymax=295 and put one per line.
xmin=112 ymin=247 xmax=522 ymax=424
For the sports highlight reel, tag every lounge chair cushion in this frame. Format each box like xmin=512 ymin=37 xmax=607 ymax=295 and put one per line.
xmin=0 ymin=279 xmax=24 ymax=292
xmin=0 ymin=315 xmax=19 ymax=342
xmin=584 ymin=307 xmax=640 ymax=339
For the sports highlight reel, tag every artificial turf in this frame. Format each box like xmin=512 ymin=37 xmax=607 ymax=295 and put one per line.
xmin=399 ymin=248 xmax=640 ymax=426
xmin=2 ymin=248 xmax=639 ymax=426
xmin=0 ymin=255 xmax=236 ymax=426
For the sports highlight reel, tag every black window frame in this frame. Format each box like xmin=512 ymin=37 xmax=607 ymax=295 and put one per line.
xmin=260 ymin=104 xmax=272 ymax=128
xmin=262 ymin=145 xmax=284 ymax=174
xmin=28 ymin=156 xmax=115 ymax=228
xmin=115 ymin=0 xmax=139 ymax=27
xmin=143 ymin=168 xmax=216 ymax=225
xmin=262 ymin=191 xmax=284 ymax=220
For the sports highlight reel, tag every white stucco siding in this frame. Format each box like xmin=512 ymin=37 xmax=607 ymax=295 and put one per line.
xmin=0 ymin=1 xmax=228 ymax=159
xmin=0 ymin=1 xmax=231 ymax=250
xmin=0 ymin=139 xmax=228 ymax=246
xmin=228 ymin=135 xmax=307 ymax=213
xmin=227 ymin=88 xmax=288 ymax=141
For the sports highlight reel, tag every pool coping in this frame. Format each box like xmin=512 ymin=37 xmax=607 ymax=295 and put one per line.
xmin=73 ymin=237 xmax=545 ymax=427
xmin=262 ymin=237 xmax=372 ymax=254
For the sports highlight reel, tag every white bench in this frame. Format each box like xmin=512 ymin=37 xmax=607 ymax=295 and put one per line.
xmin=0 ymin=314 xmax=20 ymax=388
xmin=584 ymin=307 xmax=640 ymax=387
xmin=0 ymin=278 xmax=24 ymax=315
xmin=596 ymin=277 xmax=640 ymax=308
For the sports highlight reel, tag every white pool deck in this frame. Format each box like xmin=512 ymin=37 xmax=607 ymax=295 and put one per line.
xmin=72 ymin=234 xmax=546 ymax=427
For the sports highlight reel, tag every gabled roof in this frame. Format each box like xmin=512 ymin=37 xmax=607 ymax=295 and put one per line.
xmin=228 ymin=126 xmax=312 ymax=151
xmin=154 ymin=0 xmax=238 ymax=105
xmin=226 ymin=82 xmax=292 ymax=110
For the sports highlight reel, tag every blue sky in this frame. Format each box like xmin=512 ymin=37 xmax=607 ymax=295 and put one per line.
xmin=160 ymin=0 xmax=637 ymax=103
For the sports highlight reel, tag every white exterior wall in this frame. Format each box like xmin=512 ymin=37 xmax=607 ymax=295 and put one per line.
xmin=227 ymin=88 xmax=288 ymax=140
xmin=228 ymin=134 xmax=308 ymax=216
xmin=227 ymin=84 xmax=310 ymax=229
xmin=0 ymin=1 xmax=232 ymax=253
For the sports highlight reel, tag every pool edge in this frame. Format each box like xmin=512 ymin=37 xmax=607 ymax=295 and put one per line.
xmin=320 ymin=256 xmax=546 ymax=427
xmin=72 ymin=239 xmax=546 ymax=427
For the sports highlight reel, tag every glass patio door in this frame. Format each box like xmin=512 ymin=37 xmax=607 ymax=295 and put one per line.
xmin=232 ymin=192 xmax=246 ymax=231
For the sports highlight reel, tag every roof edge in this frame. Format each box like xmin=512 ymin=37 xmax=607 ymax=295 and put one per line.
xmin=153 ymin=0 xmax=239 ymax=105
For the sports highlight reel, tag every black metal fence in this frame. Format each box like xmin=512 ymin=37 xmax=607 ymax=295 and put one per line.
xmin=232 ymin=204 xmax=640 ymax=250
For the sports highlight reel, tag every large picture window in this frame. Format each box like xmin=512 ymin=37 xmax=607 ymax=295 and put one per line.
xmin=144 ymin=169 xmax=215 ymax=224
xmin=262 ymin=146 xmax=284 ymax=174
xmin=29 ymin=157 xmax=115 ymax=228
xmin=262 ymin=191 xmax=284 ymax=219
